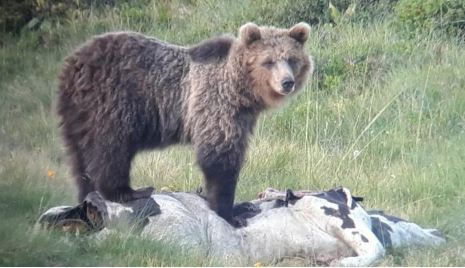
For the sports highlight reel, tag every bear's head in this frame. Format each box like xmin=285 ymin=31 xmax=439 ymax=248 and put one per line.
xmin=238 ymin=22 xmax=313 ymax=108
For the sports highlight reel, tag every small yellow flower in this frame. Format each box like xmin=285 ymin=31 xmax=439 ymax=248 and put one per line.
xmin=254 ymin=262 xmax=263 ymax=267
xmin=47 ymin=169 xmax=56 ymax=178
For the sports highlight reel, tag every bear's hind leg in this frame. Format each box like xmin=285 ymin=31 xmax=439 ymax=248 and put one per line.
xmin=89 ymin=144 xmax=153 ymax=203
xmin=77 ymin=174 xmax=95 ymax=202
xmin=65 ymin=139 xmax=96 ymax=202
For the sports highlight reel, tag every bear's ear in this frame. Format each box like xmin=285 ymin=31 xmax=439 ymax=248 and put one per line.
xmin=239 ymin=22 xmax=261 ymax=46
xmin=289 ymin=22 xmax=311 ymax=44
xmin=188 ymin=35 xmax=234 ymax=62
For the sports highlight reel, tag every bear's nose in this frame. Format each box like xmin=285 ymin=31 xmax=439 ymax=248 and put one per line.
xmin=281 ymin=78 xmax=295 ymax=93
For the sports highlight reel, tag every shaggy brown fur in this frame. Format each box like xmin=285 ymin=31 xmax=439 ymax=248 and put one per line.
xmin=57 ymin=22 xmax=313 ymax=226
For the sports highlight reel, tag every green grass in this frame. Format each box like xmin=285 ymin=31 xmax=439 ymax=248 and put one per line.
xmin=1 ymin=0 xmax=465 ymax=266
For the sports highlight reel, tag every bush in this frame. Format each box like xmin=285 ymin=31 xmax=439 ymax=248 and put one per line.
xmin=254 ymin=0 xmax=353 ymax=27
xmin=0 ymin=0 xmax=117 ymax=34
xmin=353 ymin=0 xmax=399 ymax=23
xmin=394 ymin=0 xmax=465 ymax=37
xmin=255 ymin=0 xmax=401 ymax=27
xmin=0 ymin=0 xmax=34 ymax=33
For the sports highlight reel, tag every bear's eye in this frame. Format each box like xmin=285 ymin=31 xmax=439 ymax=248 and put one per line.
xmin=262 ymin=59 xmax=275 ymax=68
xmin=287 ymin=57 xmax=299 ymax=68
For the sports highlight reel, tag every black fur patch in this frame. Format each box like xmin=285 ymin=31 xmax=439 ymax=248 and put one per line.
xmin=272 ymin=199 xmax=287 ymax=208
xmin=285 ymin=189 xmax=302 ymax=206
xmin=126 ymin=197 xmax=161 ymax=219
xmin=430 ymin=230 xmax=445 ymax=239
xmin=368 ymin=210 xmax=406 ymax=223
xmin=351 ymin=231 xmax=368 ymax=242
xmin=321 ymin=205 xmax=355 ymax=229
xmin=188 ymin=35 xmax=234 ymax=62
xmin=361 ymin=234 xmax=369 ymax=242
xmin=371 ymin=217 xmax=393 ymax=248
xmin=267 ymin=189 xmax=303 ymax=209
xmin=124 ymin=197 xmax=161 ymax=231
xmin=233 ymin=202 xmax=261 ymax=219
xmin=315 ymin=187 xmax=361 ymax=210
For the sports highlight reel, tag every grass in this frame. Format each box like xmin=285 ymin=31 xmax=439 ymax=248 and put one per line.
xmin=1 ymin=0 xmax=465 ymax=266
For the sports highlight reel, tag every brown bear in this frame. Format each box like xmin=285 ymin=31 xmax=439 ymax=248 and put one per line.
xmin=57 ymin=22 xmax=313 ymax=226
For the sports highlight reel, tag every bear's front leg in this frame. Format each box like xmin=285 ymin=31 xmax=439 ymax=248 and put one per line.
xmin=196 ymin=143 xmax=246 ymax=228
xmin=204 ymin=171 xmax=241 ymax=226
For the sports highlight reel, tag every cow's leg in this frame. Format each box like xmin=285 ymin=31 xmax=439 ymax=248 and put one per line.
xmin=330 ymin=219 xmax=385 ymax=267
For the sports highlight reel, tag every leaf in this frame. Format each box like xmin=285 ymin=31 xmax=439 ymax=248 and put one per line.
xmin=26 ymin=17 xmax=41 ymax=30
xmin=329 ymin=1 xmax=341 ymax=24
xmin=344 ymin=3 xmax=356 ymax=18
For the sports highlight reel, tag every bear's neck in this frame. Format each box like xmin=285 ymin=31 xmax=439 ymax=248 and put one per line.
xmin=224 ymin=50 xmax=266 ymax=113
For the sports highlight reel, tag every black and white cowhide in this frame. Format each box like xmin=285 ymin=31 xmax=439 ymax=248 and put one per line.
xmin=37 ymin=187 xmax=445 ymax=266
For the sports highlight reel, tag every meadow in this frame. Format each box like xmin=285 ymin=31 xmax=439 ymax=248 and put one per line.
xmin=1 ymin=0 xmax=464 ymax=266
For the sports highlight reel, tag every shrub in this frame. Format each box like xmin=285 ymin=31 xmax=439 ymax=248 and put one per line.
xmin=394 ymin=0 xmax=465 ymax=37
xmin=0 ymin=0 xmax=34 ymax=33
xmin=354 ymin=0 xmax=399 ymax=23
xmin=254 ymin=0 xmax=353 ymax=27
xmin=0 ymin=0 xmax=117 ymax=34
xmin=254 ymin=0 xmax=402 ymax=27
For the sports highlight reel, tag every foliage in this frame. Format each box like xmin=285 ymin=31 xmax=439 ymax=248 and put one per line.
xmin=253 ymin=0 xmax=354 ymax=27
xmin=394 ymin=0 xmax=465 ymax=37
xmin=0 ymin=0 xmax=117 ymax=34
xmin=0 ymin=0 xmax=35 ymax=33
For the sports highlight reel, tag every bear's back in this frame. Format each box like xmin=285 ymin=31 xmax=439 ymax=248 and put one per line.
xmin=57 ymin=31 xmax=191 ymax=151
